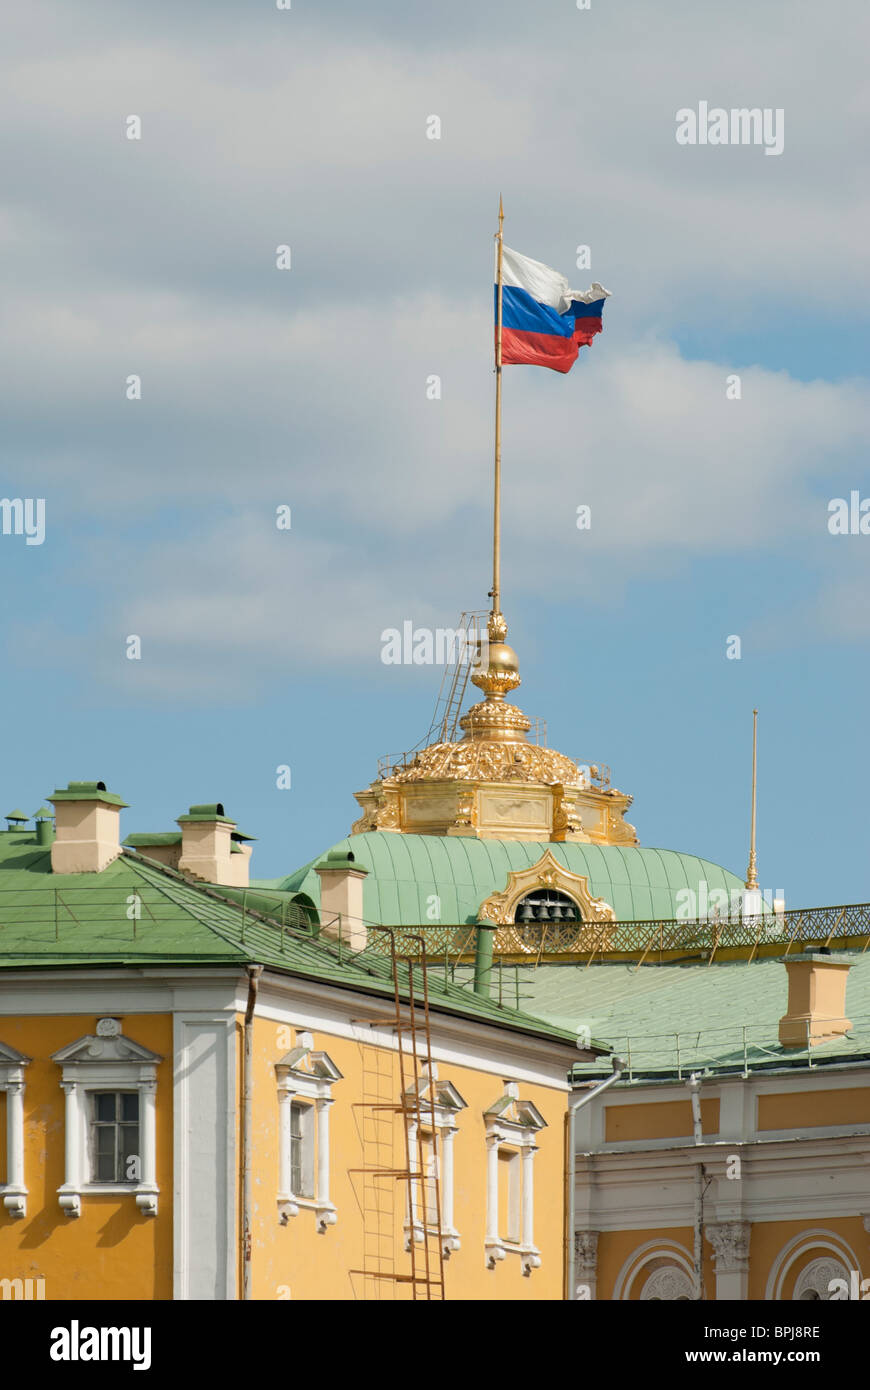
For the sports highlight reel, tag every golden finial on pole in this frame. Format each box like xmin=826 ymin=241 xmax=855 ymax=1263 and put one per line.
xmin=490 ymin=194 xmax=506 ymax=644
xmin=745 ymin=708 xmax=759 ymax=890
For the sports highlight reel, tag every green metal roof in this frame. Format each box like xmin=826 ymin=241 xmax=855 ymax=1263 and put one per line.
xmin=123 ymin=832 xmax=182 ymax=847
xmin=0 ymin=830 xmax=583 ymax=1051
xmin=258 ymin=832 xmax=746 ymax=928
xmin=50 ymin=781 xmax=127 ymax=808
xmin=508 ymin=955 xmax=870 ymax=1079
xmin=177 ymin=803 xmax=234 ymax=823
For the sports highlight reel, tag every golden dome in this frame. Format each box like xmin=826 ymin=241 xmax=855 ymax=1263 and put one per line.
xmin=351 ymin=609 xmax=638 ymax=846
xmin=391 ymin=738 xmax=583 ymax=787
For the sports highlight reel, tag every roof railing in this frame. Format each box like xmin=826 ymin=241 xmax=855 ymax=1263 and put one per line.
xmin=361 ymin=901 xmax=870 ymax=961
xmin=576 ymin=1013 xmax=870 ymax=1083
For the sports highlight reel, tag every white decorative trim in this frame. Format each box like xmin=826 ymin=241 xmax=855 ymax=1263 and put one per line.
xmin=706 ymin=1220 xmax=751 ymax=1300
xmin=765 ymin=1229 xmax=863 ymax=1302
xmin=793 ymin=1256 xmax=851 ymax=1301
xmin=52 ymin=1021 xmax=161 ymax=1219
xmin=276 ymin=1031 xmax=343 ymax=1233
xmin=0 ymin=966 xmax=577 ymax=1087
xmin=612 ymin=1239 xmax=695 ymax=1301
xmin=173 ymin=1013 xmax=236 ymax=1301
xmin=639 ymin=1264 xmax=696 ymax=1300
xmin=484 ymin=1081 xmax=546 ymax=1275
xmin=402 ymin=1063 xmax=467 ymax=1258
xmin=574 ymin=1128 xmax=870 ymax=1233
xmin=706 ymin=1219 xmax=751 ymax=1270
xmin=254 ymin=974 xmax=576 ymax=1090
xmin=0 ymin=1043 xmax=30 ymax=1219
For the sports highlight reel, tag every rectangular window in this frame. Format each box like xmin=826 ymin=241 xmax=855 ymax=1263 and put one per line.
xmin=289 ymin=1100 xmax=315 ymax=1198
xmin=418 ymin=1130 xmax=439 ymax=1228
xmin=498 ymin=1148 xmax=521 ymax=1244
xmin=90 ymin=1091 xmax=140 ymax=1183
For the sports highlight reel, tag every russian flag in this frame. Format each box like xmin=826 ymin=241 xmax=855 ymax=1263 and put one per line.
xmin=497 ymin=245 xmax=610 ymax=374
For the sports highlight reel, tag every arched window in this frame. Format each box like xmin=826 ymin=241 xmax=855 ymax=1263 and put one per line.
xmin=514 ymin=889 xmax=581 ymax=948
xmin=640 ymin=1265 xmax=695 ymax=1301
xmin=793 ymin=1258 xmax=851 ymax=1301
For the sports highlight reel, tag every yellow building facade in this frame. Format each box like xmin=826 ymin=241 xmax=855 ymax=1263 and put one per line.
xmin=0 ymin=784 xmax=584 ymax=1302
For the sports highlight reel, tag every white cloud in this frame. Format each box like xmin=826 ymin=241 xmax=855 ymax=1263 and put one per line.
xmin=1 ymin=0 xmax=868 ymax=699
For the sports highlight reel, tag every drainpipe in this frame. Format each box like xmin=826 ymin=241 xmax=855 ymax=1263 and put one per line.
xmin=565 ymin=1055 xmax=625 ymax=1300
xmin=242 ymin=964 xmax=263 ymax=1300
xmin=473 ymin=920 xmax=496 ymax=998
xmin=687 ymin=1073 xmax=705 ymax=1300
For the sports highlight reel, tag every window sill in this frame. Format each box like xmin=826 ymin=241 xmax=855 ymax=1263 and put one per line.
xmin=0 ymin=1186 xmax=27 ymax=1220
xmin=404 ymin=1221 xmax=461 ymax=1258
xmin=486 ymin=1239 xmax=542 ymax=1275
xmin=57 ymin=1183 xmax=159 ymax=1217
xmin=277 ymin=1195 xmax=337 ymax=1234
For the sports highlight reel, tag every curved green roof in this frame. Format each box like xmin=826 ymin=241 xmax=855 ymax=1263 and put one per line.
xmin=257 ymin=832 xmax=746 ymax=928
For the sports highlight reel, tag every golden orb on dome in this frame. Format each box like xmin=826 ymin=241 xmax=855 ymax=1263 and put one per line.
xmin=484 ymin=642 xmax=519 ymax=675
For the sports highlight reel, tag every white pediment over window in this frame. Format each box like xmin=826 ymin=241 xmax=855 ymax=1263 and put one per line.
xmin=484 ymin=1081 xmax=546 ymax=1276
xmin=402 ymin=1063 xmax=467 ymax=1258
xmin=52 ymin=1033 xmax=161 ymax=1067
xmin=404 ymin=1066 xmax=466 ymax=1117
xmin=276 ymin=1031 xmax=343 ymax=1232
xmin=0 ymin=1042 xmax=30 ymax=1071
xmin=275 ymin=1038 xmax=343 ymax=1086
xmin=52 ymin=1018 xmax=162 ymax=1219
xmin=484 ymin=1082 xmax=546 ymax=1135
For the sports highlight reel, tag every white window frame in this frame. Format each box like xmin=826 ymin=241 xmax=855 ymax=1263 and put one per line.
xmin=0 ymin=1042 xmax=30 ymax=1219
xmin=88 ymin=1089 xmax=142 ymax=1185
xmin=52 ymin=1018 xmax=161 ymax=1218
xmin=484 ymin=1081 xmax=546 ymax=1275
xmin=498 ymin=1147 xmax=522 ymax=1244
xmin=289 ymin=1098 xmax=316 ymax=1199
xmin=276 ymin=1031 xmax=342 ymax=1234
xmin=403 ymin=1063 xmax=467 ymax=1258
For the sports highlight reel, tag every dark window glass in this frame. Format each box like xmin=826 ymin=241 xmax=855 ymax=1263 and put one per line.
xmin=289 ymin=1101 xmax=313 ymax=1198
xmin=91 ymin=1091 xmax=140 ymax=1183
xmin=95 ymin=1093 xmax=116 ymax=1122
xmin=121 ymin=1093 xmax=139 ymax=1123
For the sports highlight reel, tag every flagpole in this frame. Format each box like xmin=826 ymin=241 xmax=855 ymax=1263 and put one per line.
xmin=745 ymin=708 xmax=759 ymax=890
xmin=492 ymin=194 xmax=505 ymax=634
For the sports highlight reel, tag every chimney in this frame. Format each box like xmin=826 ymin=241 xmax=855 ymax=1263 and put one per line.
xmin=778 ymin=951 xmax=854 ymax=1048
xmin=314 ymin=851 xmax=368 ymax=952
xmin=121 ymin=832 xmax=182 ymax=870
xmin=49 ymin=781 xmax=127 ymax=874
xmin=33 ymin=806 xmax=55 ymax=848
xmin=177 ymin=804 xmax=255 ymax=887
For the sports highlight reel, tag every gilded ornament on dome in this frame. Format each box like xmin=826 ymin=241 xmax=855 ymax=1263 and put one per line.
xmin=350 ymin=615 xmax=639 ymax=845
xmin=478 ymin=850 xmax=616 ymax=928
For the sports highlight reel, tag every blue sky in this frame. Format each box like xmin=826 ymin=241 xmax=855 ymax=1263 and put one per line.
xmin=1 ymin=0 xmax=868 ymax=906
